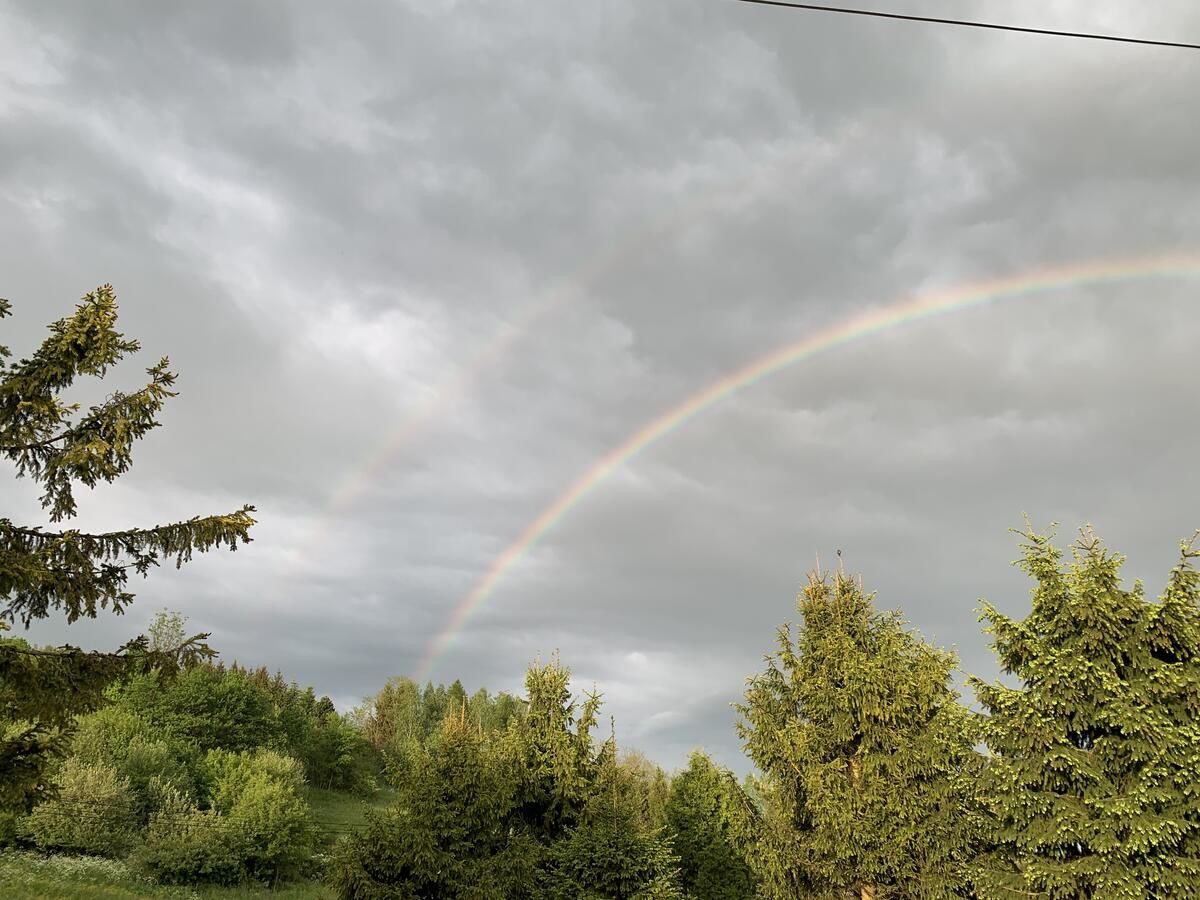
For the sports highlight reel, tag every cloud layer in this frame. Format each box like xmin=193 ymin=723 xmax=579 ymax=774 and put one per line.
xmin=3 ymin=0 xmax=1199 ymax=772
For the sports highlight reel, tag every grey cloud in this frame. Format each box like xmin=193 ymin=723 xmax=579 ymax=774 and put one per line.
xmin=4 ymin=0 xmax=1199 ymax=770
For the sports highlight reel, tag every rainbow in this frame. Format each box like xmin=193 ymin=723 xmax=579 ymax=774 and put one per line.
xmin=414 ymin=251 xmax=1200 ymax=679
xmin=301 ymin=116 xmax=892 ymax=554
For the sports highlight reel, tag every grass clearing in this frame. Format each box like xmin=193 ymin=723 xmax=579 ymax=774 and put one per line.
xmin=306 ymin=785 xmax=395 ymax=847
xmin=0 ymin=851 xmax=330 ymax=899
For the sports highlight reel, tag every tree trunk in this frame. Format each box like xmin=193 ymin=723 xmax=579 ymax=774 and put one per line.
xmin=849 ymin=756 xmax=876 ymax=900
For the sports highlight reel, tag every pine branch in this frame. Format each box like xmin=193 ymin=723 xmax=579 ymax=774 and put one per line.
xmin=0 ymin=505 xmax=257 ymax=625
xmin=0 ymin=374 xmax=175 ymax=454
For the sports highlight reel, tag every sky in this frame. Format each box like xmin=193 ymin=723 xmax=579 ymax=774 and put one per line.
xmin=2 ymin=0 xmax=1199 ymax=774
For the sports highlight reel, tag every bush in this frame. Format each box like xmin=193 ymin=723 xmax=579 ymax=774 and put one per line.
xmin=132 ymin=787 xmax=246 ymax=885
xmin=200 ymin=748 xmax=306 ymax=811
xmin=227 ymin=773 xmax=317 ymax=882
xmin=540 ymin=823 xmax=684 ymax=900
xmin=70 ymin=706 xmax=197 ymax=821
xmin=135 ymin=748 xmax=316 ymax=885
xmin=20 ymin=758 xmax=138 ymax=857
xmin=327 ymin=722 xmax=536 ymax=899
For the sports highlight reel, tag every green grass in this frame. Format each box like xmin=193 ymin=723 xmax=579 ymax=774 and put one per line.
xmin=305 ymin=785 xmax=396 ymax=848
xmin=0 ymin=851 xmax=332 ymax=899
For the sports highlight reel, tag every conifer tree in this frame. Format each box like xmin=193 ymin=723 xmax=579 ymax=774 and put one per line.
xmin=330 ymin=711 xmax=537 ymax=899
xmin=664 ymin=750 xmax=756 ymax=900
xmin=971 ymin=526 xmax=1200 ymax=899
xmin=509 ymin=657 xmax=606 ymax=842
xmin=0 ymin=287 xmax=256 ymax=813
xmin=738 ymin=564 xmax=979 ymax=900
xmin=536 ymin=712 xmax=685 ymax=898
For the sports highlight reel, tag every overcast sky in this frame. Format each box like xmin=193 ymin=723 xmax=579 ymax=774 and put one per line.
xmin=2 ymin=0 xmax=1199 ymax=774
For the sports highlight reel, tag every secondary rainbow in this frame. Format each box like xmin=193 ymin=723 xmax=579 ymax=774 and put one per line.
xmin=415 ymin=251 xmax=1200 ymax=679
xmin=300 ymin=116 xmax=890 ymax=554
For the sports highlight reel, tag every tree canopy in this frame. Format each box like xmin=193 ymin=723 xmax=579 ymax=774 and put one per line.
xmin=971 ymin=525 xmax=1200 ymax=899
xmin=0 ymin=286 xmax=256 ymax=813
xmin=738 ymin=565 xmax=980 ymax=900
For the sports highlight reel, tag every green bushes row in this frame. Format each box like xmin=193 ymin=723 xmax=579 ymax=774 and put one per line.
xmin=17 ymin=734 xmax=317 ymax=885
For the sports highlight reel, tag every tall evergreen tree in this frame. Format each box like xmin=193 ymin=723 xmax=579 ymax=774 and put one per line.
xmin=447 ymin=678 xmax=469 ymax=723
xmin=664 ymin=750 xmax=756 ymax=900
xmin=738 ymin=565 xmax=979 ymax=900
xmin=508 ymin=657 xmax=606 ymax=842
xmin=0 ymin=287 xmax=256 ymax=813
xmin=971 ymin=526 xmax=1200 ymax=899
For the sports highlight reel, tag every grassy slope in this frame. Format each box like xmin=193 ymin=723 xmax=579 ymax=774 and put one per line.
xmin=306 ymin=785 xmax=397 ymax=849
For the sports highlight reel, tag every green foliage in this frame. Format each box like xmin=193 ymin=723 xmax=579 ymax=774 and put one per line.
xmin=329 ymin=715 xmax=537 ymax=899
xmin=225 ymin=771 xmax=317 ymax=882
xmin=359 ymin=675 xmax=526 ymax=758
xmin=70 ymin=705 xmax=197 ymax=821
xmin=304 ymin=712 xmax=376 ymax=794
xmin=738 ymin=567 xmax=980 ymax=899
xmin=244 ymin=666 xmax=375 ymax=793
xmin=605 ymin=749 xmax=671 ymax=834
xmin=136 ymin=747 xmax=316 ymax=885
xmin=970 ymin=526 xmax=1200 ymax=899
xmin=664 ymin=751 xmax=756 ymax=900
xmin=0 ymin=849 xmax=329 ymax=899
xmin=360 ymin=676 xmax=423 ymax=751
xmin=510 ymin=657 xmax=608 ymax=841
xmin=115 ymin=666 xmax=283 ymax=753
xmin=20 ymin=757 xmax=138 ymax=857
xmin=540 ymin=821 xmax=684 ymax=900
xmin=0 ymin=285 xmax=255 ymax=623
xmin=0 ymin=286 xmax=255 ymax=814
xmin=535 ymin=730 xmax=687 ymax=899
xmin=134 ymin=789 xmax=247 ymax=886
xmin=201 ymin=748 xmax=307 ymax=811
xmin=329 ymin=659 xmax=675 ymax=900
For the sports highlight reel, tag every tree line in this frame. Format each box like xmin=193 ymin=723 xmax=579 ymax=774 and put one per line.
xmin=2 ymin=287 xmax=1199 ymax=898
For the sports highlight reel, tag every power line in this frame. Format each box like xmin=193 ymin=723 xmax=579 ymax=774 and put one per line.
xmin=733 ymin=1 xmax=1200 ymax=51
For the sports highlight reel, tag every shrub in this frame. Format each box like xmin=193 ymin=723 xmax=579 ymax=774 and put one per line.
xmin=227 ymin=773 xmax=317 ymax=882
xmin=540 ymin=823 xmax=684 ymax=900
xmin=136 ymin=748 xmax=316 ymax=885
xmin=132 ymin=787 xmax=245 ymax=885
xmin=70 ymin=706 xmax=197 ymax=821
xmin=20 ymin=758 xmax=138 ymax=857
xmin=200 ymin=748 xmax=306 ymax=811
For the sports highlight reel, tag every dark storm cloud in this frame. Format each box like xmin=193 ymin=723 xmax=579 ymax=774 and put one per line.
xmin=3 ymin=0 xmax=1199 ymax=770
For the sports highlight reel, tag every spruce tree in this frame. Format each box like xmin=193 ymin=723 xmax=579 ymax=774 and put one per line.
xmin=971 ymin=526 xmax=1200 ymax=899
xmin=0 ymin=286 xmax=256 ymax=813
xmin=737 ymin=564 xmax=979 ymax=900
xmin=508 ymin=656 xmax=606 ymax=842
xmin=536 ymin=713 xmax=685 ymax=898
xmin=664 ymin=750 xmax=756 ymax=900
xmin=329 ymin=710 xmax=537 ymax=900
